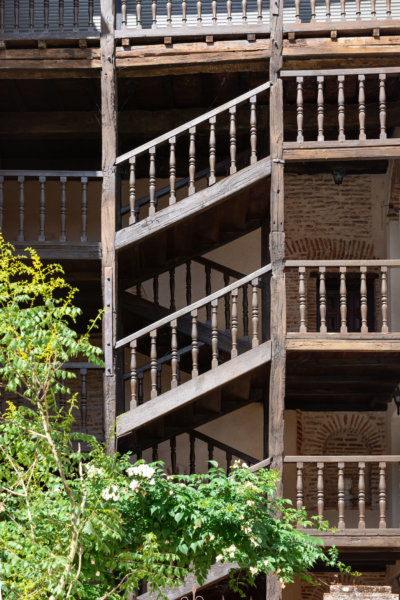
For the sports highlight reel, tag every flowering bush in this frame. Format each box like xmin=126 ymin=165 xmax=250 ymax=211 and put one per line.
xmin=0 ymin=240 xmax=352 ymax=599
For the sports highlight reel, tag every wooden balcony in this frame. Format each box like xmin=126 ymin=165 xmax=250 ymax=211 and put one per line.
xmin=0 ymin=170 xmax=102 ymax=260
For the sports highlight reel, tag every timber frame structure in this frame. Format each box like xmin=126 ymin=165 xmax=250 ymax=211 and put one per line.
xmin=3 ymin=0 xmax=400 ymax=598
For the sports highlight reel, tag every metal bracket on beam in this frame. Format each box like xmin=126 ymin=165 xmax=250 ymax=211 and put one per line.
xmin=273 ymin=158 xmax=285 ymax=164
xmin=104 ymin=267 xmax=114 ymax=377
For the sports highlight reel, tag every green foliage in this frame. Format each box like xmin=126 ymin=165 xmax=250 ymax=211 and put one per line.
xmin=0 ymin=239 xmax=352 ymax=599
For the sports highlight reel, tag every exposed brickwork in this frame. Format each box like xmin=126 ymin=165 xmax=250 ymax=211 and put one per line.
xmin=299 ymin=572 xmax=389 ymax=600
xmin=324 ymin=584 xmax=398 ymax=599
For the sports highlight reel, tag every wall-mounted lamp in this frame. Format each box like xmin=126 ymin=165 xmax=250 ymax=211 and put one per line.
xmin=332 ymin=168 xmax=345 ymax=185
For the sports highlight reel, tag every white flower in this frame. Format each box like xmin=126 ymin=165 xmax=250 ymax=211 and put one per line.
xmin=127 ymin=464 xmax=155 ymax=479
xmin=169 ymin=490 xmax=174 ymax=496
xmin=246 ymin=500 xmax=254 ymax=506
xmin=241 ymin=462 xmax=249 ymax=468
xmin=180 ymin=483 xmax=185 ymax=488
xmin=280 ymin=580 xmax=286 ymax=589
xmin=241 ymin=526 xmax=252 ymax=534
xmin=238 ymin=514 xmax=245 ymax=520
xmin=250 ymin=537 xmax=259 ymax=547
xmin=250 ymin=566 xmax=258 ymax=575
xmin=149 ymin=478 xmax=155 ymax=485
xmin=101 ymin=485 xmax=120 ymax=501
xmin=264 ymin=560 xmax=269 ymax=567
xmin=96 ymin=571 xmax=100 ymax=577
xmin=216 ymin=554 xmax=223 ymax=562
xmin=209 ymin=534 xmax=215 ymax=541
xmin=86 ymin=465 xmax=104 ymax=479
xmin=91 ymin=559 xmax=95 ymax=565
xmin=129 ymin=479 xmax=140 ymax=491
xmin=227 ymin=544 xmax=237 ymax=558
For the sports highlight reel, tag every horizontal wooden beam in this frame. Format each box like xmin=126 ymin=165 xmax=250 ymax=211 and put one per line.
xmin=117 ymin=340 xmax=271 ymax=437
xmin=286 ymin=337 xmax=400 ymax=352
xmin=302 ymin=529 xmax=400 ymax=548
xmin=283 ymin=140 xmax=400 ymax=161
xmin=10 ymin=242 xmax=101 ymax=260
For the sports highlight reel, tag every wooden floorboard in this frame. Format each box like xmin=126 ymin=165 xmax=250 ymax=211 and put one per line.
xmin=117 ymin=340 xmax=271 ymax=439
xmin=114 ymin=157 xmax=271 ymax=252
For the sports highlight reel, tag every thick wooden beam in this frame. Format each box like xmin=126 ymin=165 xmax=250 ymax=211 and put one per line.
xmin=101 ymin=0 xmax=118 ymax=454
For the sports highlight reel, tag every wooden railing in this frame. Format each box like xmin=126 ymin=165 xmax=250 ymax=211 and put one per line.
xmin=286 ymin=260 xmax=400 ymax=334
xmin=134 ymin=430 xmax=258 ymax=474
xmin=0 ymin=170 xmax=102 ymax=246
xmin=282 ymin=68 xmax=400 ymax=145
xmin=117 ymin=263 xmax=271 ymax=410
xmin=61 ymin=362 xmax=103 ymax=434
xmin=283 ymin=0 xmax=398 ymax=26
xmin=285 ymin=455 xmax=400 ymax=530
xmin=116 ymin=82 xmax=270 ymax=225
xmin=0 ymin=0 xmax=100 ymax=38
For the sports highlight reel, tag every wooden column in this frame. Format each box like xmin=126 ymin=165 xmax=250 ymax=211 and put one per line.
xmin=101 ymin=0 xmax=118 ymax=454
xmin=268 ymin=0 xmax=285 ymax=597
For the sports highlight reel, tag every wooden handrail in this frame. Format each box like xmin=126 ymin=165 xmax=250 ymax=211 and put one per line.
xmin=286 ymin=259 xmax=400 ymax=267
xmin=190 ymin=430 xmax=259 ymax=466
xmin=0 ymin=170 xmax=102 ymax=178
xmin=193 ymin=257 xmax=246 ymax=281
xmin=281 ymin=67 xmax=400 ymax=78
xmin=116 ymin=263 xmax=271 ymax=349
xmin=115 ymin=81 xmax=271 ymax=165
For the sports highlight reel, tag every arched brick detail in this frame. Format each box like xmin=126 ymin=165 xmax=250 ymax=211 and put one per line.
xmin=285 ymin=238 xmax=376 ymax=261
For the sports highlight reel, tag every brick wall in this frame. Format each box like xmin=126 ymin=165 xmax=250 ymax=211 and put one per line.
xmin=324 ymin=585 xmax=398 ymax=599
xmin=298 ymin=573 xmax=390 ymax=600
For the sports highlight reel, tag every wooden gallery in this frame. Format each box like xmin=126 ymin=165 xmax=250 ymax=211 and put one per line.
xmin=2 ymin=0 xmax=400 ymax=598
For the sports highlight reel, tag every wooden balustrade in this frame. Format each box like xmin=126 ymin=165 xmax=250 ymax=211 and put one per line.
xmin=284 ymin=456 xmax=400 ymax=530
xmin=133 ymin=430 xmax=258 ymax=475
xmin=0 ymin=170 xmax=102 ymax=247
xmin=286 ymin=260 xmax=400 ymax=335
xmin=1 ymin=0 xmax=98 ymax=36
xmin=117 ymin=263 xmax=271 ymax=407
xmin=116 ymin=82 xmax=270 ymax=225
xmin=282 ymin=68 xmax=399 ymax=145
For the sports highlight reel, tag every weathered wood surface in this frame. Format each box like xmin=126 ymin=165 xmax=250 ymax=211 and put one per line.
xmin=117 ymin=340 xmax=271 ymax=438
xmin=10 ymin=242 xmax=101 ymax=260
xmin=284 ymin=142 xmax=400 ymax=161
xmin=115 ymin=156 xmax=272 ymax=252
xmin=286 ymin=338 xmax=400 ymax=351
xmin=300 ymin=529 xmax=400 ymax=547
xmin=285 ymin=455 xmax=400 ymax=462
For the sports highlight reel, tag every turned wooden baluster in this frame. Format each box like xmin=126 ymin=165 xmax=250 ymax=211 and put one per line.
xmin=317 ymin=462 xmax=324 ymax=521
xmin=14 ymin=0 xmax=19 ymax=30
xmin=242 ymin=0 xmax=248 ymax=22
xmin=338 ymin=76 xmax=346 ymax=141
xmin=325 ymin=0 xmax=331 ymax=19
xmin=379 ymin=462 xmax=387 ymax=528
xmin=205 ymin=265 xmax=212 ymax=321
xmin=17 ymin=176 xmax=24 ymax=242
xmin=358 ymin=75 xmax=366 ymax=141
xmin=371 ymin=0 xmax=376 ymax=17
xmin=379 ymin=74 xmax=387 ymax=140
xmin=319 ymin=267 xmax=327 ymax=332
xmin=171 ymin=320 xmax=178 ymax=389
xmin=229 ymin=106 xmax=237 ymax=175
xmin=0 ymin=0 xmax=4 ymax=32
xmin=386 ymin=0 xmax=392 ymax=18
xmin=169 ymin=137 xmax=176 ymax=204
xmin=138 ymin=371 xmax=144 ymax=404
xmin=80 ymin=177 xmax=88 ymax=243
xmin=136 ymin=0 xmax=142 ymax=27
xmin=121 ymin=0 xmax=128 ymax=26
xmin=169 ymin=436 xmax=176 ymax=473
xmin=340 ymin=0 xmax=346 ymax=19
xmin=360 ymin=266 xmax=368 ymax=333
xmin=250 ymin=96 xmax=258 ymax=164
xmin=340 ymin=267 xmax=347 ymax=333
xmin=218 ymin=276 xmax=227 ymax=330
xmin=381 ymin=266 xmax=388 ymax=333
xmin=231 ymin=289 xmax=238 ymax=359
xmin=317 ymin=76 xmax=325 ymax=141
xmin=243 ymin=284 xmax=249 ymax=339
xmin=296 ymin=462 xmax=304 ymax=510
xmin=197 ymin=0 xmax=202 ymax=23
xmin=130 ymin=341 xmax=137 ymax=409
xmin=150 ymin=330 xmax=158 ymax=399
xmin=188 ymin=127 xmax=196 ymax=196
xmin=355 ymin=0 xmax=361 ymax=18
xmin=73 ymin=0 xmax=79 ymax=29
xmin=251 ymin=278 xmax=259 ymax=347
xmin=208 ymin=442 xmax=214 ymax=463
xmin=211 ymin=299 xmax=219 ymax=369
xmin=0 ymin=176 xmax=3 ymax=231
xmin=212 ymin=0 xmax=217 ymax=23
xmin=299 ymin=267 xmax=307 ymax=333
xmin=80 ymin=368 xmax=87 ymax=433
xmin=60 ymin=176 xmax=67 ymax=242
xmin=186 ymin=260 xmax=192 ymax=305
xmin=310 ymin=0 xmax=316 ymax=21
xmin=29 ymin=0 xmax=34 ymax=30
xmin=152 ymin=444 xmax=158 ymax=461
xmin=59 ymin=0 xmax=64 ymax=29
xmin=209 ymin=117 xmax=216 ymax=185
xmin=153 ymin=274 xmax=159 ymax=305
xmin=295 ymin=0 xmax=301 ymax=22
xmin=296 ymin=77 xmax=304 ymax=143
xmin=38 ymin=176 xmax=46 ymax=242
xmin=257 ymin=0 xmax=262 ymax=23
xmin=358 ymin=461 xmax=366 ymax=529
xmin=151 ymin=0 xmax=157 ymax=27
xmin=88 ymin=0 xmax=94 ymax=28
xmin=337 ymin=462 xmax=345 ymax=529
xmin=170 ymin=267 xmax=176 ymax=311
xmin=157 ymin=361 xmax=162 ymax=396
xmin=181 ymin=0 xmax=187 ymax=23
xmin=191 ymin=309 xmax=199 ymax=377
xmin=149 ymin=147 xmax=156 ymax=216
xmin=166 ymin=0 xmax=172 ymax=24
xmin=190 ymin=434 xmax=195 ymax=474
xmin=129 ymin=158 xmax=136 ymax=224
xmin=227 ymin=0 xmax=232 ymax=23
xmin=226 ymin=451 xmax=232 ymax=474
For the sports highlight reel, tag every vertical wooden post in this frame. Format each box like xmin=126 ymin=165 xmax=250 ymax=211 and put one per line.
xmin=268 ymin=0 xmax=284 ymax=597
xmin=101 ymin=0 xmax=118 ymax=454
